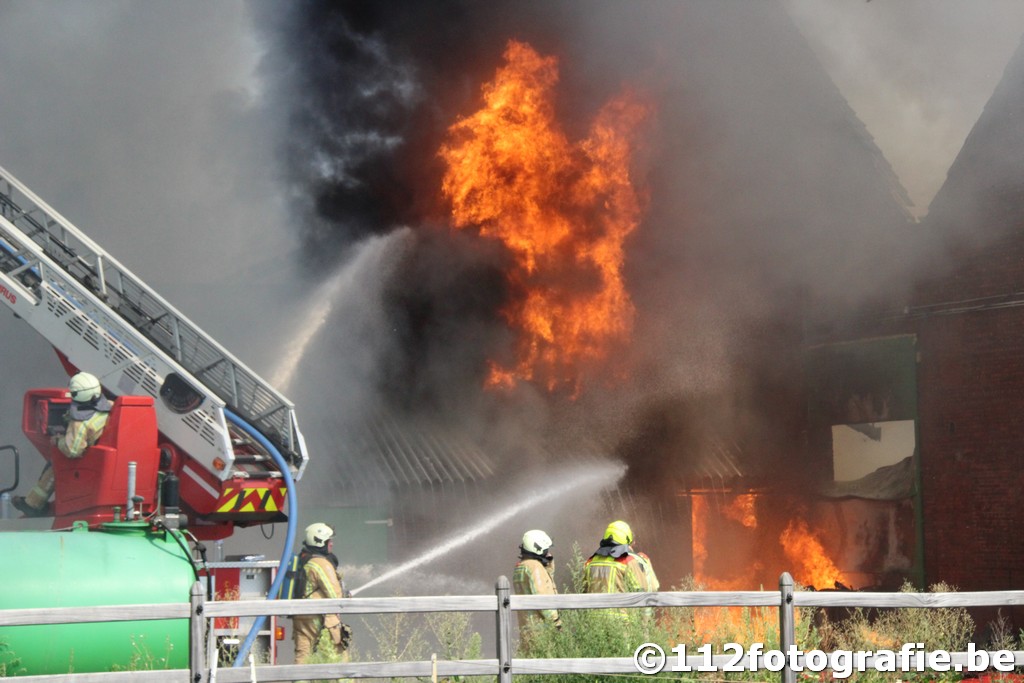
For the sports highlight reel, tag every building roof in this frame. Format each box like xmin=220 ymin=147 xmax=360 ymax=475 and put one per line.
xmin=929 ymin=36 xmax=1024 ymax=229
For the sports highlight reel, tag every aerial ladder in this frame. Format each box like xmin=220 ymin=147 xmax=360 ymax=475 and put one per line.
xmin=0 ymin=163 xmax=308 ymax=538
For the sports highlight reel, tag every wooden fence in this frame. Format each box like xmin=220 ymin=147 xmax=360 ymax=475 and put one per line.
xmin=4 ymin=573 xmax=1024 ymax=683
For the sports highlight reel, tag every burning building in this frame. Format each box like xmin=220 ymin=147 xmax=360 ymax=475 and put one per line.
xmin=253 ymin=0 xmax=1024 ymax=616
xmin=804 ymin=34 xmax=1024 ymax=626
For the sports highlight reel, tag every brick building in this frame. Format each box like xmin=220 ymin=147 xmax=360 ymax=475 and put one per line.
xmin=807 ymin=35 xmax=1024 ymax=613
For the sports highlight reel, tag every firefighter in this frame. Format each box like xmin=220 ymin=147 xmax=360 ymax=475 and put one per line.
xmin=13 ymin=371 xmax=112 ymax=517
xmin=292 ymin=522 xmax=351 ymax=665
xmin=582 ymin=520 xmax=660 ymax=594
xmin=512 ymin=529 xmax=562 ymax=631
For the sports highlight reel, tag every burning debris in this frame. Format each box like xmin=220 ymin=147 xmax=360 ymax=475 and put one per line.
xmin=691 ymin=493 xmax=852 ymax=592
xmin=780 ymin=519 xmax=848 ymax=591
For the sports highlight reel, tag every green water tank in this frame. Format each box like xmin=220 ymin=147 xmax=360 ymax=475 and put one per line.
xmin=0 ymin=521 xmax=195 ymax=675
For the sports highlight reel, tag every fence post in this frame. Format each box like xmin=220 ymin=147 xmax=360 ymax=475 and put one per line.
xmin=496 ymin=575 xmax=512 ymax=683
xmin=779 ymin=572 xmax=795 ymax=683
xmin=190 ymin=580 xmax=208 ymax=683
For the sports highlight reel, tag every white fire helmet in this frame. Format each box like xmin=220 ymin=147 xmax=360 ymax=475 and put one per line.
xmin=69 ymin=372 xmax=102 ymax=404
xmin=521 ymin=529 xmax=553 ymax=555
xmin=305 ymin=522 xmax=335 ymax=548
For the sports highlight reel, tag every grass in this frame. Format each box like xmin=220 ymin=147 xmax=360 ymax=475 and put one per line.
xmin=511 ymin=555 xmax=1022 ymax=683
xmin=360 ymin=609 xmax=490 ymax=683
xmin=820 ymin=581 xmax=986 ymax=683
xmin=0 ymin=639 xmax=24 ymax=677
xmin=109 ymin=634 xmax=175 ymax=672
xmin=303 ymin=627 xmax=351 ymax=683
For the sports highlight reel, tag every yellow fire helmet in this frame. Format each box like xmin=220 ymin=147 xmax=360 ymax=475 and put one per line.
xmin=603 ymin=520 xmax=633 ymax=546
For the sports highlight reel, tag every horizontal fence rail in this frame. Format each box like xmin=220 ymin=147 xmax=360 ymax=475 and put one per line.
xmin=202 ymin=594 xmax=500 ymax=618
xmin=792 ymin=590 xmax=1024 ymax=608
xmin=6 ymin=672 xmax=191 ymax=683
xmin=4 ymin=573 xmax=1024 ymax=682
xmin=0 ymin=603 xmax=188 ymax=627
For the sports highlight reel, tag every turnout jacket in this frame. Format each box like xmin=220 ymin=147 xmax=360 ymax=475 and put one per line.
xmin=583 ymin=544 xmax=658 ymax=593
xmin=513 ymin=556 xmax=559 ymax=626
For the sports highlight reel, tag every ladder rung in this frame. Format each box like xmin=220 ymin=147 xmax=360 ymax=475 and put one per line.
xmin=232 ymin=454 xmax=272 ymax=465
xmin=229 ymin=471 xmax=282 ymax=480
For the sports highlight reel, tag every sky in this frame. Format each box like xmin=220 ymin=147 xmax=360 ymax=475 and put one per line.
xmin=0 ymin=0 xmax=300 ymax=521
xmin=783 ymin=0 xmax=1024 ymax=216
xmin=1 ymin=0 xmax=1023 ymax=569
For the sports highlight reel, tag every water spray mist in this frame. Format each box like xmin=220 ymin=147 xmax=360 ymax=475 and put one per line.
xmin=350 ymin=459 xmax=627 ymax=595
xmin=271 ymin=228 xmax=412 ymax=391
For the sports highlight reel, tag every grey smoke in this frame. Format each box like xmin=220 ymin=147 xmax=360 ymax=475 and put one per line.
xmin=258 ymin=1 xmax=927 ymax=464
xmin=271 ymin=227 xmax=414 ymax=395
xmin=0 ymin=1 xmax=299 ymax=496
xmin=784 ymin=0 xmax=1024 ymax=213
xmin=1 ymin=0 xmax=1022 ymax=576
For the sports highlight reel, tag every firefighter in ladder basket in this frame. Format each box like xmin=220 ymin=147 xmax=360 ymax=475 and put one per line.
xmin=13 ymin=372 xmax=112 ymax=517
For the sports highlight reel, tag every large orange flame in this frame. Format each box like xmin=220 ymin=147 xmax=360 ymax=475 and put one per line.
xmin=780 ymin=518 xmax=846 ymax=591
xmin=688 ymin=495 xmax=846 ymax=641
xmin=691 ymin=494 xmax=847 ymax=591
xmin=440 ymin=40 xmax=650 ymax=394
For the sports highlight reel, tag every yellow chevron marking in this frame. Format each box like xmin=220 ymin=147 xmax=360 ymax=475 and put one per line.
xmin=216 ymin=487 xmax=285 ymax=514
xmin=217 ymin=492 xmax=240 ymax=513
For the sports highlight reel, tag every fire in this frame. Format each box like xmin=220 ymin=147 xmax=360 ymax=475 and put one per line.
xmin=690 ymin=494 xmax=763 ymax=591
xmin=440 ymin=40 xmax=650 ymax=394
xmin=780 ymin=518 xmax=846 ymax=591
xmin=690 ymin=496 xmax=771 ymax=641
xmin=690 ymin=494 xmax=847 ymax=591
xmin=691 ymin=496 xmax=709 ymax=578
xmin=722 ymin=493 xmax=757 ymax=528
xmin=687 ymin=495 xmax=847 ymax=642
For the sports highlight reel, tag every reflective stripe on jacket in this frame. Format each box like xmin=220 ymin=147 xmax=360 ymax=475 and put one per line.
xmin=584 ymin=547 xmax=658 ymax=594
xmin=583 ymin=553 xmax=644 ymax=593
xmin=58 ymin=411 xmax=109 ymax=459
xmin=513 ymin=557 xmax=559 ymax=625
xmin=303 ymin=555 xmax=344 ymax=600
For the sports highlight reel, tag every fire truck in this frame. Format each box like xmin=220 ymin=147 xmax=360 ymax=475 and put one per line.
xmin=0 ymin=163 xmax=308 ymax=674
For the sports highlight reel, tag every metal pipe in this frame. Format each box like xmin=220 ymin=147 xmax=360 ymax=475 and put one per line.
xmin=126 ymin=461 xmax=137 ymax=520
xmin=162 ymin=472 xmax=180 ymax=530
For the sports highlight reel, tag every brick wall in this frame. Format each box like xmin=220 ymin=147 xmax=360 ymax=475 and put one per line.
xmin=915 ymin=305 xmax=1024 ymax=592
xmin=806 ymin=219 xmax=1024 ymax=608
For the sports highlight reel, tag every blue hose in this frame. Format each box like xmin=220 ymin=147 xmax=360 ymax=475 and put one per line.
xmin=224 ymin=408 xmax=298 ymax=668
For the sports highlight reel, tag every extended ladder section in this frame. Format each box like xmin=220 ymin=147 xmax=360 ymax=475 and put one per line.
xmin=0 ymin=164 xmax=308 ymax=483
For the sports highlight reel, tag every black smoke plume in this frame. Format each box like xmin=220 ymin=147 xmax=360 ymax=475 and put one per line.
xmin=255 ymin=3 xmax=919 ymax=585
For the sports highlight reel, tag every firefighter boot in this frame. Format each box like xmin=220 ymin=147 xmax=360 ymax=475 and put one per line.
xmin=12 ymin=495 xmax=50 ymax=518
